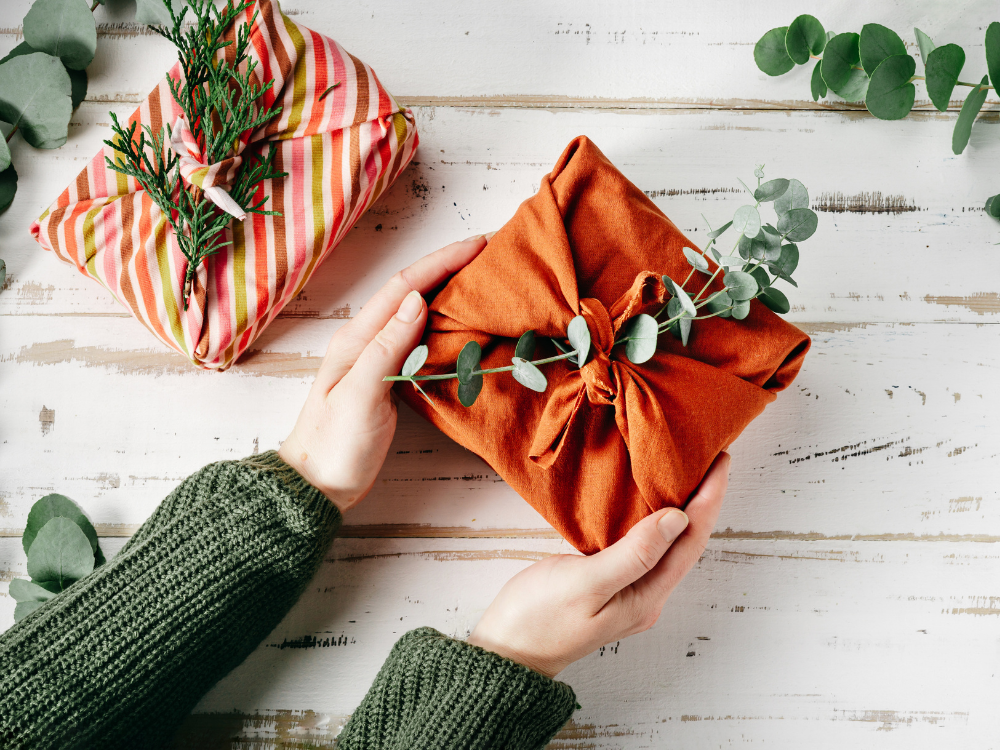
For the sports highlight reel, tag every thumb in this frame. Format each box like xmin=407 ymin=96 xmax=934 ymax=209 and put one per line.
xmin=583 ymin=509 xmax=690 ymax=602
xmin=340 ymin=289 xmax=427 ymax=405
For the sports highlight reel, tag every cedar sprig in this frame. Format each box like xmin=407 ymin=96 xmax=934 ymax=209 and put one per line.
xmin=105 ymin=0 xmax=287 ymax=308
xmin=386 ymin=167 xmax=817 ymax=408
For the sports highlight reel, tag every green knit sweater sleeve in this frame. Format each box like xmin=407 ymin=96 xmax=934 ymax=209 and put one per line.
xmin=337 ymin=627 xmax=577 ymax=750
xmin=0 ymin=450 xmax=341 ymax=750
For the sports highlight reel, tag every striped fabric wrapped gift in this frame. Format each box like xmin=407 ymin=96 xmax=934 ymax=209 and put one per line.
xmin=30 ymin=0 xmax=418 ymax=370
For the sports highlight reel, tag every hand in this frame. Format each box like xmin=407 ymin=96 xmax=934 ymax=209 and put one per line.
xmin=466 ymin=452 xmax=730 ymax=678
xmin=279 ymin=235 xmax=489 ymax=513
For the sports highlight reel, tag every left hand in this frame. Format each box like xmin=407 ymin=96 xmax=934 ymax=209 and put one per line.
xmin=279 ymin=235 xmax=488 ymax=513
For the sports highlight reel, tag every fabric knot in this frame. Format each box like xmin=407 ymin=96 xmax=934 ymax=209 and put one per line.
xmin=169 ymin=115 xmax=247 ymax=221
xmin=578 ymin=298 xmax=617 ymax=405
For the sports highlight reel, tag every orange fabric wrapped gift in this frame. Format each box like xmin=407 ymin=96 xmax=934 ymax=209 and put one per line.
xmin=397 ymin=137 xmax=810 ymax=554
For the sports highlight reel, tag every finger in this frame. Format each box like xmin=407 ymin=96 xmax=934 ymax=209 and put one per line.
xmin=337 ymin=289 xmax=429 ymax=408
xmin=582 ymin=506 xmax=690 ymax=603
xmin=315 ymin=236 xmax=487 ymax=390
xmin=631 ymin=452 xmax=730 ymax=607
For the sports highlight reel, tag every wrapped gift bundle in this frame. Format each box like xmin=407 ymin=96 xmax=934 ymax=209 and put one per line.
xmin=398 ymin=137 xmax=810 ymax=554
xmin=31 ymin=0 xmax=418 ymax=370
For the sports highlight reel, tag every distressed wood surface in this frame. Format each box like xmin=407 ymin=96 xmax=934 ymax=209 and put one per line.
xmin=2 ymin=1 xmax=1000 ymax=748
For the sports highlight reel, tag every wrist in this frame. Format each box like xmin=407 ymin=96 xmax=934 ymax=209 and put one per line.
xmin=466 ymin=629 xmax=561 ymax=679
xmin=277 ymin=439 xmax=352 ymax=513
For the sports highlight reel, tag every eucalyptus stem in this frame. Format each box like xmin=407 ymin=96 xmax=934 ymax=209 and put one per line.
xmin=384 ymin=349 xmax=580 ymax=382
xmin=5 ymin=124 xmax=18 ymax=143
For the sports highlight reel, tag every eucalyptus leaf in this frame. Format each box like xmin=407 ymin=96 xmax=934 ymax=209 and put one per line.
xmin=774 ymin=179 xmax=808 ymax=216
xmin=0 ymin=53 xmax=73 ymax=149
xmin=26 ymin=517 xmax=94 ymax=587
xmin=821 ymin=32 xmax=861 ymax=91
xmin=785 ymin=15 xmax=826 ymax=65
xmin=0 ymin=136 xmax=9 ymax=172
xmin=754 ymin=27 xmax=795 ymax=76
xmin=0 ymin=258 xmax=6 ymax=289
xmin=683 ymin=247 xmax=709 ymax=273
xmin=620 ymin=314 xmax=659 ymax=364
xmin=987 ymin=23 xmax=1000 ymax=92
xmin=811 ymin=61 xmax=828 ymax=100
xmin=14 ymin=600 xmax=45 ymax=623
xmin=754 ymin=178 xmax=789 ymax=203
xmin=23 ymin=0 xmax=98 ymax=70
xmin=707 ymin=220 xmax=732 ymax=239
xmin=865 ymin=54 xmax=916 ymax=120
xmin=751 ymin=266 xmax=771 ymax=291
xmin=719 ymin=255 xmax=746 ymax=270
xmin=566 ymin=315 xmax=591 ymax=368
xmin=860 ymin=23 xmax=907 ymax=76
xmin=832 ymin=68 xmax=870 ymax=103
xmin=136 ymin=0 xmax=188 ymax=26
xmin=774 ymin=242 xmax=800 ymax=276
xmin=777 ymin=208 xmax=819 ymax=242
xmin=706 ymin=291 xmax=733 ymax=318
xmin=677 ymin=315 xmax=692 ymax=346
xmin=725 ymin=270 xmax=758 ymax=301
xmin=925 ymin=44 xmax=966 ymax=112
xmin=550 ymin=337 xmax=572 ymax=355
xmin=457 ymin=374 xmax=483 ymax=407
xmin=709 ymin=246 xmax=723 ymax=264
xmin=663 ymin=275 xmax=697 ymax=317
xmin=401 ymin=345 xmax=428 ymax=378
xmin=514 ymin=330 xmax=536 ymax=361
xmin=985 ymin=194 xmax=1000 ymax=220
xmin=733 ymin=204 xmax=761 ymax=239
xmin=23 ymin=493 xmax=99 ymax=556
xmin=0 ymin=41 xmax=35 ymax=66
xmin=738 ymin=234 xmax=752 ymax=260
xmin=69 ymin=68 xmax=87 ymax=111
xmin=0 ymin=164 xmax=16 ymax=213
xmin=760 ymin=287 xmax=791 ymax=314
xmin=456 ymin=341 xmax=481 ymax=384
xmin=511 ymin=357 xmax=548 ymax=392
xmin=914 ymin=28 xmax=936 ymax=66
xmin=9 ymin=577 xmax=57 ymax=603
xmin=731 ymin=299 xmax=752 ymax=320
xmin=952 ymin=76 xmax=989 ymax=155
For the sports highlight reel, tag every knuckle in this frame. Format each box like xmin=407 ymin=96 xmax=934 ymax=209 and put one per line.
xmin=628 ymin=538 xmax=663 ymax=573
xmin=371 ymin=327 xmax=399 ymax=358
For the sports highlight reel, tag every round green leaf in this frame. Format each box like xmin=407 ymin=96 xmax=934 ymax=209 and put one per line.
xmin=986 ymin=23 xmax=1000 ymax=93
xmin=0 ymin=41 xmax=36 ymax=66
xmin=26 ymin=517 xmax=95 ymax=587
xmin=751 ymin=266 xmax=771 ymax=291
xmin=14 ymin=600 xmax=45 ymax=623
xmin=676 ymin=315 xmax=692 ymax=346
xmin=682 ymin=247 xmax=709 ymax=273
xmin=662 ymin=274 xmax=697 ymax=317
xmin=706 ymin=290 xmax=733 ymax=318
xmin=550 ymin=337 xmax=572 ymax=355
xmin=777 ymin=208 xmax=818 ymax=242
xmin=985 ymin=194 xmax=1000 ymax=220
xmin=785 ymin=15 xmax=826 ymax=65
xmin=925 ymin=44 xmax=966 ymax=113
xmin=865 ymin=54 xmax=916 ymax=120
xmin=457 ymin=374 xmax=483 ymax=407
xmin=773 ymin=243 xmax=800 ymax=277
xmin=833 ymin=68 xmax=870 ymax=102
xmin=619 ymin=314 xmax=658 ymax=364
xmin=514 ymin=330 xmax=536 ymax=361
xmin=731 ymin=300 xmax=752 ymax=320
xmin=456 ymin=340 xmax=481 ymax=384
xmin=914 ymin=28 xmax=936 ymax=66
xmin=0 ymin=53 xmax=73 ymax=149
xmin=9 ymin=577 xmax=57 ymax=603
xmin=0 ymin=136 xmax=9 ymax=172
xmin=401 ymin=345 xmax=428 ymax=378
xmin=23 ymin=493 xmax=98 ymax=556
xmin=760 ymin=287 xmax=790 ymax=314
xmin=0 ymin=258 xmax=6 ymax=289
xmin=811 ymin=61 xmax=828 ymax=100
xmin=754 ymin=178 xmax=789 ymax=203
xmin=566 ymin=315 xmax=591 ymax=368
xmin=952 ymin=76 xmax=989 ymax=155
xmin=733 ymin=205 xmax=761 ymax=239
xmin=511 ymin=357 xmax=548 ymax=392
xmin=754 ymin=27 xmax=795 ymax=76
xmin=774 ymin=179 xmax=808 ymax=216
xmin=737 ymin=234 xmax=752 ymax=260
xmin=821 ymin=32 xmax=861 ymax=91
xmin=69 ymin=67 xmax=87 ymax=110
xmin=760 ymin=227 xmax=782 ymax=260
xmin=860 ymin=23 xmax=906 ymax=76
xmin=707 ymin=220 xmax=732 ymax=239
xmin=725 ymin=270 xmax=758 ymax=301
xmin=136 ymin=0 xmax=186 ymax=26
xmin=0 ymin=164 xmax=16 ymax=213
xmin=23 ymin=0 xmax=97 ymax=70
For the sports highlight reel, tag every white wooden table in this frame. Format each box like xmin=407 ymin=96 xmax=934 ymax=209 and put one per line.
xmin=2 ymin=1 xmax=999 ymax=747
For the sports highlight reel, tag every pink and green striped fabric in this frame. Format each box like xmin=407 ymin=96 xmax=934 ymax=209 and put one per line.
xmin=30 ymin=0 xmax=418 ymax=370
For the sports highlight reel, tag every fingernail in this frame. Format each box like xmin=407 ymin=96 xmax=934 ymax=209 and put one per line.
xmin=462 ymin=233 xmax=485 ymax=242
xmin=483 ymin=230 xmax=497 ymax=241
xmin=657 ymin=509 xmax=689 ymax=541
xmin=395 ymin=290 xmax=423 ymax=324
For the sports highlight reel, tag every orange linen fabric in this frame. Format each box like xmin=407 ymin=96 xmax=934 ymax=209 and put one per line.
xmin=397 ymin=137 xmax=810 ymax=554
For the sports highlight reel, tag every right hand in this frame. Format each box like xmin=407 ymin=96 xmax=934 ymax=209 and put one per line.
xmin=467 ymin=453 xmax=730 ymax=678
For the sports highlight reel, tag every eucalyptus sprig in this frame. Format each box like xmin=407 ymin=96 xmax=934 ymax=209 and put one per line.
xmin=9 ymin=494 xmax=105 ymax=623
xmin=105 ymin=0 xmax=286 ymax=307
xmin=755 ymin=17 xmax=1000 ymax=219
xmin=386 ymin=168 xmax=815 ymax=407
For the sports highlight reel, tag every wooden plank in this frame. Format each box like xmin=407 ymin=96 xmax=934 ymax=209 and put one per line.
xmin=1 ymin=0 xmax=997 ymax=109
xmin=1 ymin=318 xmax=998 ymax=541
xmin=3 ymin=105 xmax=1000 ymax=323
xmin=3 ymin=536 xmax=996 ymax=747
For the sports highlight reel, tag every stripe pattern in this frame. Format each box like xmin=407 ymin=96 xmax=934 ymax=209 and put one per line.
xmin=30 ymin=0 xmax=419 ymax=370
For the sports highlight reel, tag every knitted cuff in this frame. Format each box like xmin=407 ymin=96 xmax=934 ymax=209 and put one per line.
xmin=338 ymin=627 xmax=577 ymax=750
xmin=239 ymin=450 xmax=341 ymax=533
